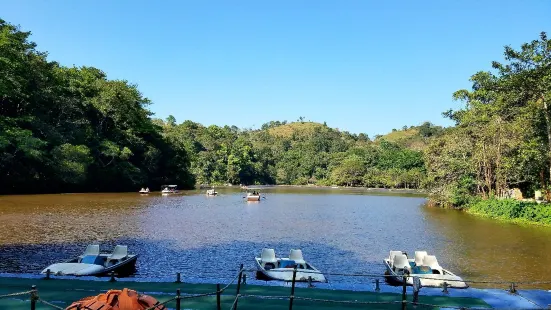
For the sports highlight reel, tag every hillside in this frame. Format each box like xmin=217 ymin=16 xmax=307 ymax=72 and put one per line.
xmin=377 ymin=122 xmax=444 ymax=151
xmin=267 ymin=122 xmax=327 ymax=138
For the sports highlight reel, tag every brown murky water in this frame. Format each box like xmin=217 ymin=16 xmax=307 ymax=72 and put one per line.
xmin=1 ymin=187 xmax=550 ymax=289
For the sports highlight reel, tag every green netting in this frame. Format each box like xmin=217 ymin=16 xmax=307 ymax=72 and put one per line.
xmin=0 ymin=277 xmax=490 ymax=310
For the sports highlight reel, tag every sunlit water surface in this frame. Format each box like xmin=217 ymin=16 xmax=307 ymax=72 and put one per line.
xmin=1 ymin=187 xmax=550 ymax=289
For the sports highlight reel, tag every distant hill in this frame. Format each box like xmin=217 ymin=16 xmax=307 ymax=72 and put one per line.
xmin=267 ymin=122 xmax=328 ymax=138
xmin=376 ymin=122 xmax=444 ymax=151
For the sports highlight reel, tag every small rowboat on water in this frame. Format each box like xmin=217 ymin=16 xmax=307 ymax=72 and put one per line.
xmin=255 ymin=248 xmax=327 ymax=282
xmin=383 ymin=251 xmax=468 ymax=288
xmin=206 ymin=188 xmax=218 ymax=196
xmin=161 ymin=185 xmax=178 ymax=194
xmin=139 ymin=188 xmax=150 ymax=194
xmin=245 ymin=188 xmax=262 ymax=201
xmin=42 ymin=245 xmax=138 ymax=277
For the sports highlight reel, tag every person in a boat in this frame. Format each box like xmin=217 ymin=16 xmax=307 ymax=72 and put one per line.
xmin=145 ymin=187 xmax=149 ymax=192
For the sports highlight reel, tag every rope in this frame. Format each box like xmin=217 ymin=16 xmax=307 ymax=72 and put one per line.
xmin=0 ymin=290 xmax=33 ymax=299
xmin=37 ymin=298 xmax=66 ymax=310
xmin=240 ymin=294 xmax=402 ymax=305
xmin=229 ymin=294 xmax=239 ymax=310
xmin=294 ymin=296 xmax=403 ymax=305
xmin=144 ymin=268 xmax=243 ymax=309
xmin=403 ymin=301 xmax=549 ymax=310
xmin=144 ymin=296 xmax=177 ymax=310
xmin=239 ymin=294 xmax=289 ymax=300
xmin=243 ymin=268 xmax=551 ymax=285
xmin=219 ymin=269 xmax=242 ymax=293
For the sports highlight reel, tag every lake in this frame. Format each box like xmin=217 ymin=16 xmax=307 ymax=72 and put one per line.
xmin=1 ymin=187 xmax=550 ymax=289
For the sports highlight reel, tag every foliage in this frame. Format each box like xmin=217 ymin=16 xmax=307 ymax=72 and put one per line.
xmin=427 ymin=32 xmax=551 ymax=208
xmin=0 ymin=18 xmax=430 ymax=193
xmin=468 ymin=199 xmax=551 ymax=225
xmin=0 ymin=19 xmax=193 ymax=193
xmin=378 ymin=122 xmax=443 ymax=151
xmin=155 ymin=119 xmax=427 ymax=187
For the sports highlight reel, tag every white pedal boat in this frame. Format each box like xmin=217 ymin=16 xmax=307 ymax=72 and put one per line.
xmin=161 ymin=185 xmax=178 ymax=194
xmin=255 ymin=249 xmax=327 ymax=282
xmin=41 ymin=245 xmax=138 ymax=276
xmin=139 ymin=188 xmax=150 ymax=194
xmin=383 ymin=251 xmax=468 ymax=289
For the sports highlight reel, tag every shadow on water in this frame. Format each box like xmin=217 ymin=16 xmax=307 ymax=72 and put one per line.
xmin=0 ymin=239 xmax=386 ymax=291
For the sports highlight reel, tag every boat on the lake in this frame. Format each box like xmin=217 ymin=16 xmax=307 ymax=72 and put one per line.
xmin=246 ymin=188 xmax=261 ymax=201
xmin=383 ymin=251 xmax=468 ymax=288
xmin=41 ymin=245 xmax=138 ymax=277
xmin=255 ymin=248 xmax=327 ymax=282
xmin=206 ymin=188 xmax=218 ymax=196
xmin=139 ymin=187 xmax=150 ymax=194
xmin=161 ymin=185 xmax=178 ymax=194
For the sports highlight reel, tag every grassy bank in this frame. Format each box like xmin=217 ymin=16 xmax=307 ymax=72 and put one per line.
xmin=466 ymin=199 xmax=551 ymax=226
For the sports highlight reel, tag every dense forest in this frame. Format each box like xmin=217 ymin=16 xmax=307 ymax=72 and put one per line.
xmin=0 ymin=18 xmax=434 ymax=194
xmin=157 ymin=119 xmax=436 ymax=188
xmin=425 ymin=32 xmax=551 ymax=215
xmin=0 ymin=19 xmax=193 ymax=194
xmin=2 ymin=15 xmax=551 ymax=224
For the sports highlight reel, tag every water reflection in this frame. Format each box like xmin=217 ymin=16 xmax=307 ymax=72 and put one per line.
xmin=422 ymin=206 xmax=551 ymax=287
xmin=1 ymin=189 xmax=550 ymax=288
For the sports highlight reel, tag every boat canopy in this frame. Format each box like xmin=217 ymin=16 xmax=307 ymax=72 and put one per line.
xmin=162 ymin=185 xmax=178 ymax=188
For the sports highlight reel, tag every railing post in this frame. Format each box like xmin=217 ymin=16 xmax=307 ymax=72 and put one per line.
xmin=216 ymin=284 xmax=221 ymax=310
xmin=176 ymin=289 xmax=181 ymax=310
xmin=375 ymin=278 xmax=380 ymax=292
xmin=442 ymin=281 xmax=449 ymax=294
xmin=412 ymin=276 xmax=420 ymax=305
xmin=509 ymin=282 xmax=517 ymax=294
xmin=308 ymin=276 xmax=313 ymax=288
xmin=242 ymin=273 xmax=247 ymax=285
xmin=289 ymin=266 xmax=298 ymax=310
xmin=234 ymin=264 xmax=244 ymax=310
xmin=45 ymin=269 xmax=51 ymax=280
xmin=30 ymin=285 xmax=37 ymax=310
xmin=401 ymin=274 xmax=407 ymax=310
xmin=109 ymin=272 xmax=116 ymax=282
xmin=175 ymin=272 xmax=182 ymax=283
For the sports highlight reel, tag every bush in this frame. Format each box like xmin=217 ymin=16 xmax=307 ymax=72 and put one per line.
xmin=468 ymin=199 xmax=551 ymax=225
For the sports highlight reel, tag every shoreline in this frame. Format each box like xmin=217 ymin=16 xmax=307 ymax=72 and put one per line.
xmin=0 ymin=185 xmax=426 ymax=196
xmin=466 ymin=209 xmax=551 ymax=227
xmin=208 ymin=184 xmax=425 ymax=193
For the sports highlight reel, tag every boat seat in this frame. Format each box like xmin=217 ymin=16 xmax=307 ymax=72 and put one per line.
xmin=414 ymin=251 xmax=428 ymax=266
xmin=422 ymin=255 xmax=441 ymax=269
xmin=107 ymin=245 xmax=128 ymax=264
xmin=389 ymin=251 xmax=402 ymax=266
xmin=289 ymin=249 xmax=306 ymax=264
xmin=392 ymin=254 xmax=410 ymax=272
xmin=78 ymin=245 xmax=100 ymax=261
xmin=261 ymin=248 xmax=277 ymax=265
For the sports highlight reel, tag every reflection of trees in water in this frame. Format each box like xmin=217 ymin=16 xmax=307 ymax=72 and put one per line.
xmin=0 ymin=193 xmax=152 ymax=245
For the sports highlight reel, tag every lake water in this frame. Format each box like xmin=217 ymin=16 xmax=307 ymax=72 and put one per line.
xmin=1 ymin=187 xmax=551 ymax=289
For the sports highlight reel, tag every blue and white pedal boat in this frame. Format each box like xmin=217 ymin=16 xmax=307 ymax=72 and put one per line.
xmin=41 ymin=245 xmax=138 ymax=276
xmin=255 ymin=248 xmax=327 ymax=282
xmin=383 ymin=250 xmax=468 ymax=289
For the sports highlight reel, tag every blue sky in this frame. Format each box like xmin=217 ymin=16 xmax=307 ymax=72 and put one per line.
xmin=2 ymin=1 xmax=550 ymax=136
